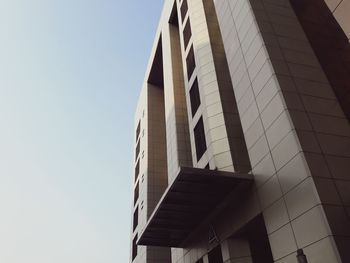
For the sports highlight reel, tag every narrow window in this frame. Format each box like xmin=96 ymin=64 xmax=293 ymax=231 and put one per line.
xmin=183 ymin=18 xmax=192 ymax=49
xmin=180 ymin=0 xmax=188 ymax=22
xmin=189 ymin=78 xmax=200 ymax=117
xmin=208 ymin=245 xmax=223 ymax=263
xmin=134 ymin=160 xmax=140 ymax=182
xmin=134 ymin=182 xmax=139 ymax=205
xmin=133 ymin=206 xmax=138 ymax=231
xmin=135 ymin=140 xmax=140 ymax=161
xmin=194 ymin=117 xmax=207 ymax=161
xmin=135 ymin=121 xmax=140 ymax=142
xmin=132 ymin=235 xmax=138 ymax=260
xmin=186 ymin=45 xmax=196 ymax=81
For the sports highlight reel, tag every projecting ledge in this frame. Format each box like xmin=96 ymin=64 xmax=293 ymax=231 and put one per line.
xmin=137 ymin=167 xmax=253 ymax=248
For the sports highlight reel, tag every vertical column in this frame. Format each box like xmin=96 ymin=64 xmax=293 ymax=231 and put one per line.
xmin=163 ymin=2 xmax=193 ymax=183
xmin=179 ymin=0 xmax=251 ymax=172
xmin=147 ymin=83 xmax=168 ymax=217
xmin=202 ymin=0 xmax=251 ymax=173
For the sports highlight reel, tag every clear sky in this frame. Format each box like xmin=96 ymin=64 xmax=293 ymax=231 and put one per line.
xmin=0 ymin=0 xmax=163 ymax=262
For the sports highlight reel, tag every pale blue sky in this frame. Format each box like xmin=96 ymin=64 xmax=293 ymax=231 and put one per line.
xmin=0 ymin=0 xmax=163 ymax=262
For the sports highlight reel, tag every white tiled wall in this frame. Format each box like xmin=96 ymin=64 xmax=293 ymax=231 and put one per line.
xmin=215 ymin=0 xmax=350 ymax=261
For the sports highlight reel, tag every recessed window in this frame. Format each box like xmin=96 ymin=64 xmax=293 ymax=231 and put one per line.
xmin=194 ymin=117 xmax=207 ymax=161
xmin=133 ymin=206 xmax=138 ymax=231
xmin=134 ymin=160 xmax=140 ymax=182
xmin=135 ymin=140 xmax=140 ymax=161
xmin=183 ymin=18 xmax=192 ymax=49
xmin=180 ymin=0 xmax=188 ymax=22
xmin=132 ymin=235 xmax=138 ymax=260
xmin=189 ymin=78 xmax=200 ymax=117
xmin=134 ymin=182 xmax=139 ymax=205
xmin=135 ymin=121 xmax=140 ymax=142
xmin=186 ymin=45 xmax=196 ymax=81
xmin=208 ymin=245 xmax=223 ymax=263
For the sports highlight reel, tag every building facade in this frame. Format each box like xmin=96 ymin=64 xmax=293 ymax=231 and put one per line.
xmin=130 ymin=0 xmax=350 ymax=262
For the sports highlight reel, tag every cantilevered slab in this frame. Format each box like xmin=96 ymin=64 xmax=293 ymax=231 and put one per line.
xmin=137 ymin=167 xmax=253 ymax=247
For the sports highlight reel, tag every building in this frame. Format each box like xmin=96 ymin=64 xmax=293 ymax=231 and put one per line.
xmin=130 ymin=0 xmax=350 ymax=262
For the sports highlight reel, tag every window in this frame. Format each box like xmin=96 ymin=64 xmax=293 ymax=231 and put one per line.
xmin=134 ymin=160 xmax=140 ymax=182
xmin=194 ymin=117 xmax=207 ymax=161
xmin=189 ymin=78 xmax=200 ymax=117
xmin=133 ymin=206 xmax=138 ymax=231
xmin=135 ymin=140 xmax=140 ymax=161
xmin=195 ymin=259 xmax=204 ymax=263
xmin=183 ymin=18 xmax=192 ymax=49
xmin=180 ymin=0 xmax=188 ymax=22
xmin=132 ymin=235 xmax=138 ymax=260
xmin=135 ymin=121 xmax=140 ymax=142
xmin=208 ymin=246 xmax=223 ymax=263
xmin=186 ymin=45 xmax=196 ymax=81
xmin=134 ymin=182 xmax=139 ymax=205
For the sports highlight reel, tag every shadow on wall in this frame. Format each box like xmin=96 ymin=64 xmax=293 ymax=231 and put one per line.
xmin=291 ymin=0 xmax=350 ymax=122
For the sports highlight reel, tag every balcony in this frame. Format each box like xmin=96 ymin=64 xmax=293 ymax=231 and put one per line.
xmin=137 ymin=167 xmax=253 ymax=247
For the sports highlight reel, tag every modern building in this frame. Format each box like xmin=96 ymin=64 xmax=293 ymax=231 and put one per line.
xmin=129 ymin=0 xmax=350 ymax=262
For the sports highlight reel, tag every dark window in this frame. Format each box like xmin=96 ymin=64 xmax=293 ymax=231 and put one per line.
xmin=132 ymin=235 xmax=138 ymax=260
xmin=133 ymin=206 xmax=138 ymax=231
xmin=195 ymin=259 xmax=204 ymax=263
xmin=189 ymin=78 xmax=200 ymax=117
xmin=134 ymin=182 xmax=139 ymax=205
xmin=136 ymin=121 xmax=140 ymax=142
xmin=208 ymin=245 xmax=223 ymax=263
xmin=180 ymin=0 xmax=188 ymax=22
xmin=183 ymin=18 xmax=192 ymax=49
xmin=135 ymin=140 xmax=140 ymax=161
xmin=186 ymin=45 xmax=196 ymax=81
xmin=194 ymin=117 xmax=207 ymax=161
xmin=134 ymin=160 xmax=140 ymax=182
